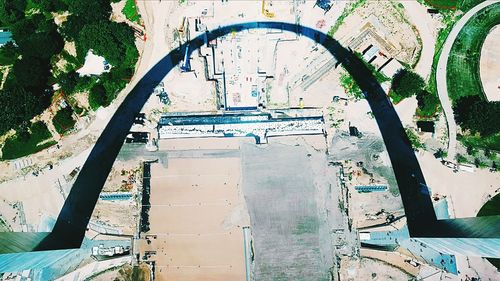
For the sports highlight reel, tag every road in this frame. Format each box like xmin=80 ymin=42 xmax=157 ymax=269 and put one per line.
xmin=135 ymin=1 xmax=174 ymax=75
xmin=436 ymin=0 xmax=500 ymax=162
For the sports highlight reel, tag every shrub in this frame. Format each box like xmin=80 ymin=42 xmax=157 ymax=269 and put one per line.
xmin=416 ymin=90 xmax=440 ymax=117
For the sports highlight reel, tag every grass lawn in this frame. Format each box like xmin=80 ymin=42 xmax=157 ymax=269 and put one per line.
xmin=1 ymin=122 xmax=56 ymax=160
xmin=123 ymin=0 xmax=141 ymax=24
xmin=477 ymin=193 xmax=500 ymax=270
xmin=446 ymin=3 xmax=500 ymax=103
xmin=477 ymin=193 xmax=500 ymax=217
xmin=458 ymin=132 xmax=500 ymax=151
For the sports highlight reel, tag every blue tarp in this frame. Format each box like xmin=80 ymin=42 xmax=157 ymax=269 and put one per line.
xmin=0 ymin=31 xmax=13 ymax=45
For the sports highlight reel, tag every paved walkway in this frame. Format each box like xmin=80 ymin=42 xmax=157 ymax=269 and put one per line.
xmin=436 ymin=0 xmax=500 ymax=161
xmin=399 ymin=0 xmax=437 ymax=80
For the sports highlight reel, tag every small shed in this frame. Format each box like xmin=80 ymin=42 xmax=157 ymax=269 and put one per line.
xmin=416 ymin=121 xmax=435 ymax=134
xmin=349 ymin=126 xmax=360 ymax=137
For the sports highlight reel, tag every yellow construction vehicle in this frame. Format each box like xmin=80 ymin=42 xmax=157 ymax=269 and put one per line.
xmin=262 ymin=0 xmax=275 ymax=18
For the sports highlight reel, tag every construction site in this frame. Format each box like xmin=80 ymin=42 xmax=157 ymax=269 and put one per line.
xmin=129 ymin=131 xmax=351 ymax=281
xmin=1 ymin=1 xmax=499 ymax=281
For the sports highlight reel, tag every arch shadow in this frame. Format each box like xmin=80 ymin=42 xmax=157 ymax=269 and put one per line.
xmin=3 ymin=21 xmax=498 ymax=253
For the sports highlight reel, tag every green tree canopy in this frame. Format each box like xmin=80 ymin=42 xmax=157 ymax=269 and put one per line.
xmin=59 ymin=15 xmax=86 ymax=41
xmin=31 ymin=0 xmax=67 ymax=12
xmin=0 ymin=42 xmax=19 ymax=65
xmin=391 ymin=69 xmax=426 ymax=100
xmin=18 ymin=31 xmax=63 ymax=60
xmin=52 ymin=106 xmax=76 ymax=134
xmin=10 ymin=56 xmax=51 ymax=91
xmin=57 ymin=71 xmax=79 ymax=94
xmin=64 ymin=0 xmax=111 ymax=22
xmin=10 ymin=17 xmax=36 ymax=42
xmin=77 ymin=21 xmax=137 ymax=67
xmin=0 ymin=0 xmax=27 ymax=25
xmin=89 ymin=83 xmax=109 ymax=109
xmin=12 ymin=16 xmax=64 ymax=60
xmin=0 ymin=86 xmax=47 ymax=135
xmin=454 ymin=96 xmax=500 ymax=137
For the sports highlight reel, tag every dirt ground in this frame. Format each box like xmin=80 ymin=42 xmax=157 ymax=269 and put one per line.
xmin=335 ymin=0 xmax=421 ymax=66
xmin=102 ymin=160 xmax=142 ymax=193
xmin=143 ymin=157 xmax=248 ymax=281
xmin=91 ymin=200 xmax=138 ymax=235
xmin=330 ymin=130 xmax=404 ymax=226
xmin=339 ymin=256 xmax=412 ymax=281
xmin=416 ymin=151 xmax=500 ymax=219
xmin=480 ymin=25 xmax=500 ymax=102
xmin=90 ymin=263 xmax=151 ymax=281
xmin=270 ymin=37 xmax=345 ymax=108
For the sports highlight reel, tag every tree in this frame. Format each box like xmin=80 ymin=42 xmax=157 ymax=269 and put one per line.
xmin=0 ymin=42 xmax=19 ymax=65
xmin=10 ymin=56 xmax=51 ymax=91
xmin=0 ymin=86 xmax=46 ymax=135
xmin=13 ymin=16 xmax=64 ymax=60
xmin=64 ymin=0 xmax=111 ymax=22
xmin=59 ymin=0 xmax=112 ymax=40
xmin=31 ymin=0 xmax=66 ymax=12
xmin=485 ymin=148 xmax=491 ymax=158
xmin=0 ymin=0 xmax=27 ymax=25
xmin=10 ymin=17 xmax=36 ymax=42
xmin=52 ymin=106 xmax=76 ymax=134
xmin=434 ymin=149 xmax=445 ymax=159
xmin=57 ymin=71 xmax=79 ymax=94
xmin=390 ymin=69 xmax=426 ymax=100
xmin=59 ymin=15 xmax=86 ymax=41
xmin=77 ymin=21 xmax=137 ymax=67
xmin=454 ymin=96 xmax=500 ymax=137
xmin=89 ymin=83 xmax=109 ymax=109
xmin=101 ymin=67 xmax=131 ymax=97
xmin=18 ymin=31 xmax=63 ymax=60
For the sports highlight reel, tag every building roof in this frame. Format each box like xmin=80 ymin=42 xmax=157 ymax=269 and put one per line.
xmin=379 ymin=58 xmax=404 ymax=78
xmin=362 ymin=45 xmax=379 ymax=62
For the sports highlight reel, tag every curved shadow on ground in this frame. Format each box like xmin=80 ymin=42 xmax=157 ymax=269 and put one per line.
xmin=30 ymin=21 xmax=498 ymax=251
